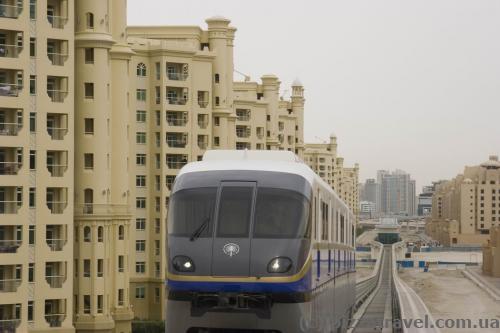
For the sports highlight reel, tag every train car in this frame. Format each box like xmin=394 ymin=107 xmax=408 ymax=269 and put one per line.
xmin=166 ymin=150 xmax=356 ymax=333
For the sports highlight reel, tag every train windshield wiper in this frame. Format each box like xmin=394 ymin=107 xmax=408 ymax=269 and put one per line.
xmin=189 ymin=217 xmax=210 ymax=241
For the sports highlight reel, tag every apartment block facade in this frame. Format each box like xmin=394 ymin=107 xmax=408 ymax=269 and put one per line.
xmin=426 ymin=156 xmax=500 ymax=246
xmin=377 ymin=169 xmax=416 ymax=217
xmin=303 ymin=135 xmax=360 ymax=221
xmin=1 ymin=0 xmax=74 ymax=332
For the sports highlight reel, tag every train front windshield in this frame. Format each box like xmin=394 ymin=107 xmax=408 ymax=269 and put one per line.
xmin=168 ymin=187 xmax=310 ymax=239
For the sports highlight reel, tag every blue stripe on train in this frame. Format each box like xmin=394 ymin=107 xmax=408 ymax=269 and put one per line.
xmin=168 ymin=270 xmax=312 ymax=293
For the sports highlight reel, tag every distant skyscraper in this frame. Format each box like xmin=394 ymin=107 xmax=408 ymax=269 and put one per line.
xmin=378 ymin=170 xmax=417 ymax=216
xmin=361 ymin=178 xmax=378 ymax=209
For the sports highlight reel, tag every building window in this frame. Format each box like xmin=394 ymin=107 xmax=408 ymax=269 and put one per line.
xmin=86 ymin=13 xmax=94 ymax=29
xmin=154 ymin=288 xmax=160 ymax=304
xmin=136 ymin=287 xmax=146 ymax=299
xmin=29 ymin=263 xmax=35 ymax=282
xmin=28 ymin=301 xmax=34 ymax=321
xmin=136 ymin=89 xmax=146 ymax=101
xmin=29 ymin=226 xmax=35 ymax=245
xmin=136 ymin=197 xmax=146 ymax=209
xmin=136 ymin=154 xmax=146 ymax=166
xmin=136 ymin=218 xmax=146 ymax=230
xmin=215 ymin=96 xmax=220 ymax=106
xmin=83 ymin=259 xmax=91 ymax=277
xmin=155 ymin=86 xmax=160 ymax=104
xmin=118 ymin=225 xmax=124 ymax=240
xmin=85 ymin=48 xmax=94 ymax=64
xmin=135 ymin=261 xmax=146 ymax=274
xmin=118 ymin=256 xmax=124 ymax=272
xmin=136 ymin=175 xmax=146 ymax=187
xmin=213 ymin=137 xmax=220 ymax=147
xmin=29 ymin=188 xmax=35 ymax=207
xmin=30 ymin=113 xmax=36 ymax=132
xmin=118 ymin=289 xmax=124 ymax=306
xmin=84 ymin=153 xmax=94 ymax=170
xmin=155 ymin=218 xmax=160 ymax=234
xmin=30 ymin=75 xmax=36 ymax=95
xmin=30 ymin=38 xmax=36 ymax=57
xmin=29 ymin=0 xmax=36 ymax=20
xmin=97 ymin=295 xmax=103 ymax=314
xmin=136 ymin=132 xmax=146 ymax=144
xmin=155 ymin=62 xmax=160 ymax=80
xmin=136 ymin=240 xmax=146 ymax=252
xmin=214 ymin=73 xmax=220 ymax=83
xmin=214 ymin=116 xmax=220 ymax=126
xmin=84 ymin=82 xmax=94 ymax=99
xmin=155 ymin=110 xmax=161 ymax=126
xmin=84 ymin=118 xmax=94 ymax=134
xmin=155 ymin=240 xmax=160 ymax=256
xmin=97 ymin=226 xmax=103 ymax=242
xmin=136 ymin=110 xmax=146 ymax=122
xmin=84 ymin=295 xmax=91 ymax=314
xmin=29 ymin=150 xmax=36 ymax=169
xmin=84 ymin=226 xmax=91 ymax=242
xmin=97 ymin=259 xmax=103 ymax=277
xmin=137 ymin=63 xmax=147 ymax=77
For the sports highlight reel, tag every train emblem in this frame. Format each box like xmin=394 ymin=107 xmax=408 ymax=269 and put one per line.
xmin=223 ymin=243 xmax=240 ymax=257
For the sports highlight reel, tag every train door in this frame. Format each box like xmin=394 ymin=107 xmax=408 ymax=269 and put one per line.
xmin=211 ymin=181 xmax=256 ymax=277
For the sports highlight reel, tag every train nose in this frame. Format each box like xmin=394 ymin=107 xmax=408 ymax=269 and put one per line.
xmin=212 ymin=238 xmax=251 ymax=276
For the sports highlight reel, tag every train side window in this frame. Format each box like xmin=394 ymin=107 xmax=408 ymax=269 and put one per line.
xmin=340 ymin=214 xmax=345 ymax=244
xmin=321 ymin=201 xmax=329 ymax=241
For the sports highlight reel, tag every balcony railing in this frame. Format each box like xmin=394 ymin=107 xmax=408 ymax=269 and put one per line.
xmin=47 ymin=164 xmax=67 ymax=177
xmin=48 ymin=53 xmax=68 ymax=66
xmin=47 ymin=15 xmax=68 ymax=29
xmin=0 ymin=201 xmax=20 ymax=214
xmin=76 ymin=204 xmax=130 ymax=216
xmin=198 ymin=141 xmax=208 ymax=150
xmin=47 ymin=90 xmax=68 ymax=103
xmin=236 ymin=130 xmax=251 ymax=138
xmin=166 ymin=161 xmax=187 ymax=169
xmin=0 ymin=319 xmax=20 ymax=332
xmin=0 ymin=45 xmax=22 ymax=58
xmin=47 ymin=202 xmax=67 ymax=214
xmin=167 ymin=118 xmax=187 ymax=126
xmin=0 ymin=162 xmax=20 ymax=175
xmin=198 ymin=121 xmax=208 ymax=129
xmin=167 ymin=72 xmax=188 ymax=81
xmin=46 ymin=275 xmax=65 ymax=288
xmin=0 ymin=83 xmax=21 ymax=97
xmin=198 ymin=99 xmax=208 ymax=108
xmin=46 ymin=239 xmax=66 ymax=251
xmin=0 ymin=240 xmax=21 ymax=253
xmin=0 ymin=4 xmax=22 ymax=19
xmin=167 ymin=97 xmax=187 ymax=105
xmin=45 ymin=314 xmax=65 ymax=328
xmin=47 ymin=127 xmax=68 ymax=140
xmin=0 ymin=123 xmax=20 ymax=136
xmin=166 ymin=139 xmax=187 ymax=148
xmin=0 ymin=279 xmax=21 ymax=292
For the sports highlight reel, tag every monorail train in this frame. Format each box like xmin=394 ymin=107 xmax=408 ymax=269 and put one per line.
xmin=166 ymin=150 xmax=356 ymax=333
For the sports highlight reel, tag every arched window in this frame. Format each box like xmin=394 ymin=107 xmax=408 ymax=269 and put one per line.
xmin=86 ymin=13 xmax=94 ymax=29
xmin=137 ymin=63 xmax=147 ymax=77
xmin=84 ymin=188 xmax=93 ymax=214
xmin=97 ymin=226 xmax=103 ymax=242
xmin=118 ymin=225 xmax=124 ymax=240
xmin=84 ymin=226 xmax=91 ymax=242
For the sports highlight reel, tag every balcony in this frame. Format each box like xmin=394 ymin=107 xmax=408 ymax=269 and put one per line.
xmin=197 ymin=91 xmax=209 ymax=108
xmin=236 ymin=125 xmax=251 ymax=138
xmin=46 ymin=187 xmax=67 ymax=214
xmin=166 ymin=63 xmax=188 ymax=81
xmin=166 ymin=111 xmax=188 ymax=126
xmin=0 ymin=109 xmax=22 ymax=136
xmin=197 ymin=114 xmax=208 ymax=129
xmin=166 ymin=154 xmax=188 ymax=170
xmin=166 ymin=87 xmax=188 ymax=105
xmin=45 ymin=299 xmax=66 ymax=327
xmin=47 ymin=0 xmax=68 ymax=29
xmin=0 ymin=226 xmax=21 ymax=254
xmin=197 ymin=135 xmax=208 ymax=150
xmin=0 ymin=30 xmax=23 ymax=58
xmin=236 ymin=142 xmax=251 ymax=150
xmin=256 ymin=127 xmax=264 ymax=140
xmin=47 ymin=113 xmax=68 ymax=140
xmin=47 ymin=39 xmax=69 ymax=66
xmin=0 ymin=69 xmax=23 ymax=97
xmin=0 ymin=147 xmax=22 ymax=175
xmin=47 ymin=151 xmax=68 ymax=177
xmin=236 ymin=109 xmax=251 ymax=122
xmin=166 ymin=133 xmax=188 ymax=148
xmin=47 ymin=76 xmax=68 ymax=103
xmin=75 ymin=204 xmax=130 ymax=216
xmin=0 ymin=1 xmax=22 ymax=19
xmin=0 ymin=265 xmax=21 ymax=293
xmin=0 ymin=187 xmax=21 ymax=214
xmin=45 ymin=262 xmax=66 ymax=288
xmin=46 ymin=225 xmax=67 ymax=251
xmin=166 ymin=176 xmax=175 ymax=191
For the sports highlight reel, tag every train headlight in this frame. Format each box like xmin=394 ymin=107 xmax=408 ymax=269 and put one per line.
xmin=172 ymin=256 xmax=195 ymax=273
xmin=267 ymin=257 xmax=293 ymax=273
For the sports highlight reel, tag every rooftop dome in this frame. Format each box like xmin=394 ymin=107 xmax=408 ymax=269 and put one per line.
xmin=292 ymin=78 xmax=303 ymax=86
xmin=481 ymin=155 xmax=500 ymax=169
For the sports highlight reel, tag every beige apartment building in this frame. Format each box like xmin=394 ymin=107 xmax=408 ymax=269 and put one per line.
xmin=426 ymin=156 xmax=500 ymax=246
xmin=303 ymin=135 xmax=360 ymax=220
xmin=0 ymin=0 xmax=74 ymax=332
xmin=483 ymin=225 xmax=500 ymax=278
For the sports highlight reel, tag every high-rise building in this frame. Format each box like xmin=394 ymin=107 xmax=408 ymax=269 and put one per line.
xmin=303 ymin=135 xmax=360 ymax=220
xmin=360 ymin=178 xmax=378 ymax=213
xmin=426 ymin=156 xmax=500 ymax=246
xmin=377 ymin=169 xmax=416 ymax=217
xmin=0 ymin=0 xmax=74 ymax=332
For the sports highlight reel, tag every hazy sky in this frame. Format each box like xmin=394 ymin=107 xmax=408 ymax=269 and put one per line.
xmin=128 ymin=0 xmax=500 ymax=192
